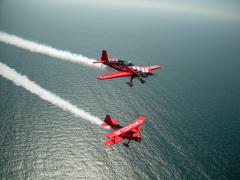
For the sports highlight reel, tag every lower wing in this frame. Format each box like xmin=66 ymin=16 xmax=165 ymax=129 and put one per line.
xmin=103 ymin=136 xmax=124 ymax=146
xmin=97 ymin=71 xmax=132 ymax=80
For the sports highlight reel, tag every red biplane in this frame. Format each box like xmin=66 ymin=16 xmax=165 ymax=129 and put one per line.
xmin=94 ymin=50 xmax=161 ymax=86
xmin=101 ymin=114 xmax=146 ymax=147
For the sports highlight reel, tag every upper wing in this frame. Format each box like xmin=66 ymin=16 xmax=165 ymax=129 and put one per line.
xmin=103 ymin=136 xmax=124 ymax=146
xmin=143 ymin=65 xmax=161 ymax=71
xmin=97 ymin=71 xmax=132 ymax=80
xmin=132 ymin=125 xmax=142 ymax=133
xmin=104 ymin=116 xmax=146 ymax=138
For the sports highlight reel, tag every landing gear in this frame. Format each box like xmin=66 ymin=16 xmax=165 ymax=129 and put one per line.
xmin=126 ymin=74 xmax=146 ymax=86
xmin=123 ymin=140 xmax=130 ymax=147
xmin=136 ymin=139 xmax=141 ymax=143
xmin=126 ymin=82 xmax=133 ymax=87
xmin=136 ymin=72 xmax=146 ymax=84
xmin=140 ymin=79 xmax=145 ymax=84
xmin=126 ymin=76 xmax=134 ymax=87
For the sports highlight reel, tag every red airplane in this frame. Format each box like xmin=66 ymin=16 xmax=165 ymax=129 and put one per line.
xmin=93 ymin=50 xmax=161 ymax=86
xmin=101 ymin=114 xmax=146 ymax=147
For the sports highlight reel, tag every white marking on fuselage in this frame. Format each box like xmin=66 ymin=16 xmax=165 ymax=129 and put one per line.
xmin=113 ymin=119 xmax=144 ymax=136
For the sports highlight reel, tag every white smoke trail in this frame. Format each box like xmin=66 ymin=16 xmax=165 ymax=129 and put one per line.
xmin=0 ymin=62 xmax=103 ymax=126
xmin=0 ymin=31 xmax=102 ymax=68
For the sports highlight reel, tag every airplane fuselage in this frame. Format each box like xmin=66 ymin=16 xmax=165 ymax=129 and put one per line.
xmin=111 ymin=118 xmax=144 ymax=141
xmin=104 ymin=59 xmax=152 ymax=76
xmin=104 ymin=62 xmax=132 ymax=72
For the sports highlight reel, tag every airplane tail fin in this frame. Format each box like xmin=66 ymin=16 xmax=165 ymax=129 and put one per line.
xmin=93 ymin=50 xmax=108 ymax=63
xmin=101 ymin=114 xmax=120 ymax=129
xmin=101 ymin=50 xmax=108 ymax=61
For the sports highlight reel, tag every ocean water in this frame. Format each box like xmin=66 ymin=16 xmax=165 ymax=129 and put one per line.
xmin=1 ymin=0 xmax=240 ymax=179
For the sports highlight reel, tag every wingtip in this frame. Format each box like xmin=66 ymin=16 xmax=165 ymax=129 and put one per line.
xmin=103 ymin=140 xmax=114 ymax=146
xmin=155 ymin=65 xmax=161 ymax=69
xmin=138 ymin=116 xmax=147 ymax=123
xmin=96 ymin=76 xmax=104 ymax=80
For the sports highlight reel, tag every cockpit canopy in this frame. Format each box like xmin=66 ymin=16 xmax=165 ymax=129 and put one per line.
xmin=118 ymin=60 xmax=134 ymax=66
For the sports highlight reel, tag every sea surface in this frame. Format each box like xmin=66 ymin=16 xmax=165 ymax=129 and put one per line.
xmin=1 ymin=0 xmax=240 ymax=179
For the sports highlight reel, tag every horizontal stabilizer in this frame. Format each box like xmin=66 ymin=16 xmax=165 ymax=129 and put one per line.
xmin=93 ymin=60 xmax=107 ymax=64
xmin=101 ymin=122 xmax=109 ymax=127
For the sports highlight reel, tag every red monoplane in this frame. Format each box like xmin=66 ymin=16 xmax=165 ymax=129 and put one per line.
xmin=94 ymin=50 xmax=161 ymax=86
xmin=101 ymin=114 xmax=146 ymax=147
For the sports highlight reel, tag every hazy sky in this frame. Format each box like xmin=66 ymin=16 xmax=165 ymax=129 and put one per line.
xmin=0 ymin=0 xmax=239 ymax=21
xmin=27 ymin=0 xmax=239 ymax=21
xmin=87 ymin=0 xmax=240 ymax=20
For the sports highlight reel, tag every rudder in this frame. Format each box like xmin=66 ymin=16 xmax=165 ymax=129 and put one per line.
xmin=101 ymin=114 xmax=120 ymax=129
xmin=101 ymin=50 xmax=108 ymax=61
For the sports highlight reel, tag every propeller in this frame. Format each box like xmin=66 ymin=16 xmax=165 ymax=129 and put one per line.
xmin=148 ymin=63 xmax=153 ymax=75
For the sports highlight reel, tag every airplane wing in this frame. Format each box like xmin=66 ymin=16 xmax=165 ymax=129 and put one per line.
xmin=143 ymin=65 xmax=161 ymax=71
xmin=104 ymin=116 xmax=146 ymax=138
xmin=132 ymin=125 xmax=142 ymax=133
xmin=103 ymin=136 xmax=124 ymax=146
xmin=97 ymin=71 xmax=132 ymax=80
